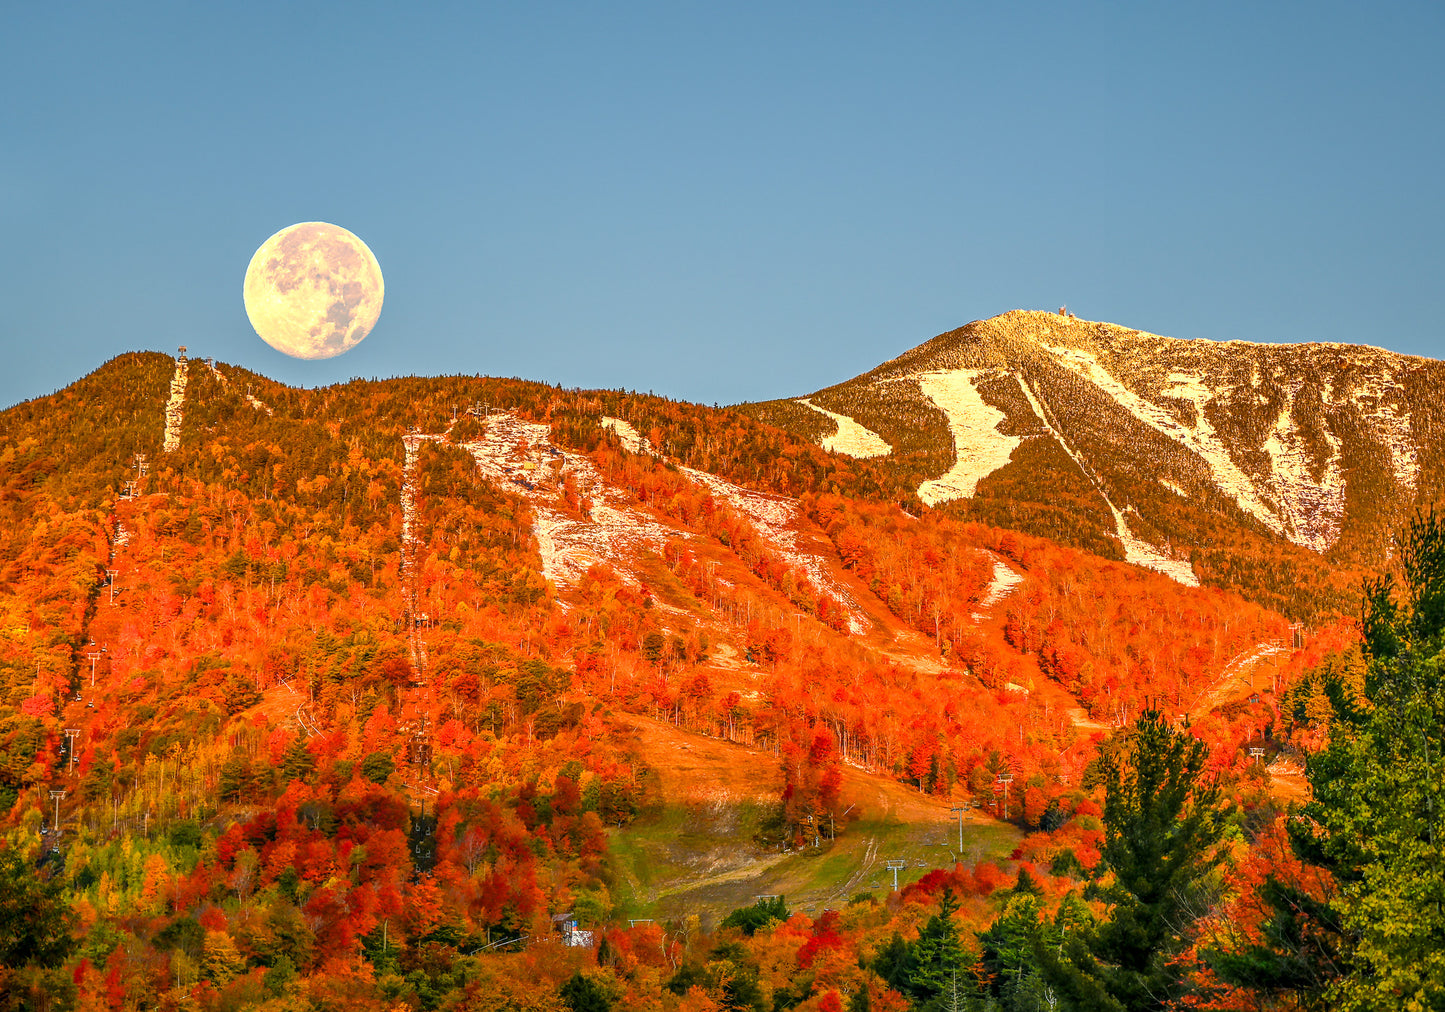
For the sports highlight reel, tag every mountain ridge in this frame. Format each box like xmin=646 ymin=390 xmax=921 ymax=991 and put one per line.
xmin=741 ymin=308 xmax=1443 ymax=616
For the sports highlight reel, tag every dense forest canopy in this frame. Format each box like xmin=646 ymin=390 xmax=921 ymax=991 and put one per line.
xmin=0 ymin=352 xmax=1438 ymax=1010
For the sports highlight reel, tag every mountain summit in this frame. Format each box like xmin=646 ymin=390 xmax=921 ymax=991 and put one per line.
xmin=742 ymin=310 xmax=1442 ymax=610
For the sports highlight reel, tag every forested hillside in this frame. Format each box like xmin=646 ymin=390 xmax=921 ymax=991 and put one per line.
xmin=0 ymin=347 xmax=1437 ymax=1010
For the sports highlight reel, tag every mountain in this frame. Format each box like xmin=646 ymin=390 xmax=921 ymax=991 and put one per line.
xmin=0 ymin=335 xmax=1378 ymax=1007
xmin=741 ymin=309 xmax=1444 ymax=617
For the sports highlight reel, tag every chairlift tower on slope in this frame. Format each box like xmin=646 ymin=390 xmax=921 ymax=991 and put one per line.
xmin=995 ymin=772 xmax=1014 ymax=820
xmin=63 ymin=729 xmax=81 ymax=773
xmin=886 ymin=859 xmax=906 ymax=892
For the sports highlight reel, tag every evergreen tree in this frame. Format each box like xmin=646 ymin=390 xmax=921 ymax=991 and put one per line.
xmin=982 ymin=875 xmax=1080 ymax=1011
xmin=910 ymin=887 xmax=973 ymax=1005
xmin=1042 ymin=709 xmax=1229 ymax=1010
xmin=0 ymin=847 xmax=76 ymax=969
xmin=870 ymin=930 xmax=916 ymax=995
xmin=361 ymin=750 xmax=395 ymax=784
xmin=281 ymin=737 xmax=315 ymax=783
xmin=720 ymin=894 xmax=789 ymax=936
xmin=982 ymin=892 xmax=1046 ymax=992
xmin=560 ymin=970 xmax=613 ymax=1012
xmin=1283 ymin=509 xmax=1445 ymax=1009
xmin=1205 ymin=875 xmax=1345 ymax=1011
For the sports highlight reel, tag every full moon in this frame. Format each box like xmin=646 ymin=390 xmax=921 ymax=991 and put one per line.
xmin=243 ymin=222 xmax=384 ymax=360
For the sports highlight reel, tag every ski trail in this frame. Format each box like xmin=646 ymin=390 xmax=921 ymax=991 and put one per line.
xmin=162 ymin=350 xmax=189 ymax=452
xmin=1018 ymin=376 xmax=1198 ymax=586
xmin=796 ymin=399 xmax=891 ymax=458
xmin=972 ymin=551 xmax=1024 ymax=620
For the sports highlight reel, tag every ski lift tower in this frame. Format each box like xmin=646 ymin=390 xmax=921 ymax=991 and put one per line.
xmin=995 ymin=772 xmax=1014 ymax=820
xmin=49 ymin=790 xmax=65 ymax=832
xmin=84 ymin=643 xmax=105 ymax=688
xmin=948 ymin=806 xmax=967 ymax=854
xmin=886 ymin=859 xmax=907 ymax=892
xmin=63 ymin=729 xmax=81 ymax=773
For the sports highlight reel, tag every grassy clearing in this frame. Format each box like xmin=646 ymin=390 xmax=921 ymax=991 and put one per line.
xmin=605 ymin=715 xmax=1023 ymax=926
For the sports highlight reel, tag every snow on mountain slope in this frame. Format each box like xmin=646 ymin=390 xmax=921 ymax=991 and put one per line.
xmin=601 ymin=416 xmax=656 ymax=456
xmin=972 ymin=552 xmax=1025 ymax=619
xmin=463 ymin=412 xmax=872 ymax=633
xmin=1259 ymin=395 xmax=1345 ymax=553
xmin=757 ymin=310 xmax=1437 ymax=571
xmin=1016 ymin=374 xmax=1199 ymax=586
xmin=1044 ymin=347 xmax=1290 ymax=542
xmin=680 ymin=464 xmax=872 ymax=634
xmin=915 ymin=370 xmax=1022 ymax=507
xmin=796 ymin=399 xmax=891 ymax=458
xmin=1347 ymin=366 xmax=1420 ymax=494
xmin=463 ymin=414 xmax=677 ymax=592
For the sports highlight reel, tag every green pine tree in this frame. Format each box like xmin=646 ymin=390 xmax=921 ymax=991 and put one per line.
xmin=1042 ymin=709 xmax=1230 ymax=1010
xmin=281 ymin=737 xmax=315 ymax=783
xmin=1290 ymin=509 xmax=1445 ymax=1010
xmin=982 ymin=892 xmax=1045 ymax=991
xmin=0 ymin=848 xmax=76 ymax=970
xmin=910 ymin=887 xmax=974 ymax=1005
xmin=870 ymin=930 xmax=916 ymax=995
xmin=560 ymin=970 xmax=613 ymax=1012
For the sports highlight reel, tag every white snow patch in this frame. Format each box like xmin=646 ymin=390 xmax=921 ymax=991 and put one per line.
xmin=796 ymin=399 xmax=891 ymax=458
xmin=1046 ymin=347 xmax=1288 ymax=541
xmin=1159 ymin=479 xmax=1187 ymax=497
xmin=601 ymin=416 xmax=656 ymax=456
xmin=1017 ymin=377 xmax=1199 ymax=586
xmin=462 ymin=414 xmax=677 ymax=592
xmin=972 ymin=552 xmax=1024 ymax=619
xmin=1350 ymin=368 xmax=1419 ymax=494
xmin=914 ymin=370 xmax=1022 ymax=506
xmin=401 ymin=432 xmax=447 ymax=585
xmin=162 ymin=355 xmax=188 ymax=453
xmin=1057 ymin=350 xmax=1382 ymax=552
xmin=1259 ymin=400 xmax=1344 ymax=553
xmin=1222 ymin=641 xmax=1290 ymax=682
xmin=459 ymin=414 xmax=871 ymax=634
xmin=681 ymin=465 xmax=871 ymax=634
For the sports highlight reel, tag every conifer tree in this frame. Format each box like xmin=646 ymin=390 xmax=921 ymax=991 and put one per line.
xmin=1287 ymin=509 xmax=1445 ymax=1009
xmin=909 ymin=887 xmax=973 ymax=1005
xmin=1042 ymin=709 xmax=1229 ymax=1010
xmin=0 ymin=847 xmax=76 ymax=969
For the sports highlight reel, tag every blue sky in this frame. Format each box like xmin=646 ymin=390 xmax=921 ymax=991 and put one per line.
xmin=2 ymin=2 xmax=1442 ymax=410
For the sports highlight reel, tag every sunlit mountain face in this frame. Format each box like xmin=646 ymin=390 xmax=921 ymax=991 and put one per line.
xmin=0 ymin=318 xmax=1425 ymax=1006
xmin=745 ymin=309 xmax=1442 ymax=618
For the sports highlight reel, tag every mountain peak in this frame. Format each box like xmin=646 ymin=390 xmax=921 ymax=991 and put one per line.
xmin=741 ymin=310 xmax=1441 ymax=614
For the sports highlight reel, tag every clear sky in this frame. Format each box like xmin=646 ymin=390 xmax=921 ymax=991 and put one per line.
xmin=3 ymin=2 xmax=1442 ymax=410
